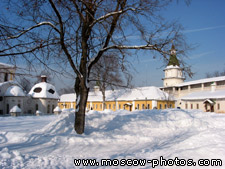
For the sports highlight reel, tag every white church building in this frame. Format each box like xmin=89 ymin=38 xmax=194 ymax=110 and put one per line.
xmin=162 ymin=45 xmax=225 ymax=113
xmin=0 ymin=62 xmax=59 ymax=115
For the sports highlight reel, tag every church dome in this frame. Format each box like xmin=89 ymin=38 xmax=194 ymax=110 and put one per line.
xmin=29 ymin=82 xmax=59 ymax=99
xmin=4 ymin=85 xmax=26 ymax=97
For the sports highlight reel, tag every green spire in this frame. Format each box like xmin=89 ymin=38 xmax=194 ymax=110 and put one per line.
xmin=168 ymin=44 xmax=180 ymax=66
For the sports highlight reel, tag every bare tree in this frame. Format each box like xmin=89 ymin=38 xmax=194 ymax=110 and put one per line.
xmin=0 ymin=0 xmax=191 ymax=134
xmin=90 ymin=52 xmax=132 ymax=110
xmin=58 ymin=87 xmax=75 ymax=95
xmin=205 ymin=68 xmax=225 ymax=78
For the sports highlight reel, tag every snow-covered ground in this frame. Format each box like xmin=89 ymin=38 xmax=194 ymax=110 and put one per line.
xmin=0 ymin=109 xmax=225 ymax=169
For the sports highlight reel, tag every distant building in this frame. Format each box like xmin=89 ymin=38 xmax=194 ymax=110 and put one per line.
xmin=162 ymin=45 xmax=225 ymax=113
xmin=0 ymin=62 xmax=15 ymax=83
xmin=58 ymin=86 xmax=175 ymax=111
xmin=0 ymin=63 xmax=59 ymax=115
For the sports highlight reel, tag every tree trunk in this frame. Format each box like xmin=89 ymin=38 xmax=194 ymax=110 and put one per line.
xmin=101 ymin=85 xmax=106 ymax=110
xmin=74 ymin=77 xmax=89 ymax=134
xmin=102 ymin=90 xmax=106 ymax=110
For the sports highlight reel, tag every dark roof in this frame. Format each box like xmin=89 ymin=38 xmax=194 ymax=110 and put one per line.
xmin=168 ymin=44 xmax=180 ymax=66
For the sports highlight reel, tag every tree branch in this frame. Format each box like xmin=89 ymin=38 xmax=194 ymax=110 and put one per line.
xmin=5 ymin=22 xmax=60 ymax=40
xmin=89 ymin=7 xmax=135 ymax=28
xmin=49 ymin=0 xmax=82 ymax=79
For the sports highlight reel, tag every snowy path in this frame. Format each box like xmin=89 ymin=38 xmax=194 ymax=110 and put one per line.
xmin=0 ymin=109 xmax=225 ymax=168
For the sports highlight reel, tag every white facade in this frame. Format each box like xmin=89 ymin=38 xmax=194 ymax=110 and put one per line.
xmin=0 ymin=63 xmax=15 ymax=83
xmin=0 ymin=62 xmax=59 ymax=115
xmin=163 ymin=65 xmax=185 ymax=87
xmin=162 ymin=53 xmax=225 ymax=113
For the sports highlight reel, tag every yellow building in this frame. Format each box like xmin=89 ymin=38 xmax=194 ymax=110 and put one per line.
xmin=58 ymin=86 xmax=175 ymax=111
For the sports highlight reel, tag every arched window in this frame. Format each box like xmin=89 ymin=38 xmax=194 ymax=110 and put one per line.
xmin=4 ymin=73 xmax=8 ymax=82
xmin=6 ymin=104 xmax=9 ymax=114
xmin=47 ymin=105 xmax=50 ymax=113
xmin=36 ymin=104 xmax=38 ymax=111
xmin=147 ymin=104 xmax=150 ymax=109
xmin=142 ymin=104 xmax=145 ymax=109
xmin=52 ymin=105 xmax=55 ymax=113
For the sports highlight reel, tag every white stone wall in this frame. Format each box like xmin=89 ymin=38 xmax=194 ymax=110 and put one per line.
xmin=4 ymin=96 xmax=25 ymax=114
xmin=163 ymin=66 xmax=184 ymax=87
xmin=180 ymin=99 xmax=225 ymax=113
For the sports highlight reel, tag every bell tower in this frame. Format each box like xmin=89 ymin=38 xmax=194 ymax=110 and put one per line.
xmin=163 ymin=44 xmax=185 ymax=87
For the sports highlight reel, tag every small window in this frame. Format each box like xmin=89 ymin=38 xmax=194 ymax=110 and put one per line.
xmin=34 ymin=87 xmax=42 ymax=93
xmin=47 ymin=105 xmax=50 ymax=113
xmin=147 ymin=104 xmax=150 ymax=109
xmin=18 ymin=104 xmax=21 ymax=108
xmin=218 ymin=104 xmax=220 ymax=110
xmin=119 ymin=104 xmax=121 ymax=109
xmin=185 ymin=104 xmax=188 ymax=109
xmin=159 ymin=104 xmax=162 ymax=109
xmin=169 ymin=104 xmax=172 ymax=108
xmin=52 ymin=105 xmax=55 ymax=113
xmin=96 ymin=104 xmax=98 ymax=109
xmin=4 ymin=73 xmax=8 ymax=82
xmin=142 ymin=104 xmax=145 ymax=109
xmin=196 ymin=104 xmax=199 ymax=109
xmin=36 ymin=104 xmax=38 ymax=110
xmin=109 ymin=104 xmax=111 ymax=109
xmin=6 ymin=104 xmax=9 ymax=114
xmin=165 ymin=104 xmax=167 ymax=109
xmin=48 ymin=89 xmax=55 ymax=94
xmin=137 ymin=104 xmax=139 ymax=110
xmin=191 ymin=104 xmax=193 ymax=109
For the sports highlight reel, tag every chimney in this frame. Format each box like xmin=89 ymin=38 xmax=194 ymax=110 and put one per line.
xmin=41 ymin=75 xmax=47 ymax=83
xmin=211 ymin=82 xmax=216 ymax=92
xmin=94 ymin=86 xmax=100 ymax=92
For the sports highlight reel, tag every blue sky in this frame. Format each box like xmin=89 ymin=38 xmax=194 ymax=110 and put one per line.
xmin=1 ymin=0 xmax=225 ymax=90
xmin=133 ymin=0 xmax=225 ymax=87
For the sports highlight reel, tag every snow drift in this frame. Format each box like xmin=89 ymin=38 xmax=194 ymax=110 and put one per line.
xmin=0 ymin=109 xmax=225 ymax=168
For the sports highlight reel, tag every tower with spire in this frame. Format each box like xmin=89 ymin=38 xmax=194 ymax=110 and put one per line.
xmin=162 ymin=44 xmax=185 ymax=87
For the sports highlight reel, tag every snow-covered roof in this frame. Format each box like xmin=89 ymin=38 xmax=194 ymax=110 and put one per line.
xmin=0 ymin=81 xmax=25 ymax=97
xmin=29 ymin=82 xmax=59 ymax=99
xmin=60 ymin=93 xmax=76 ymax=102
xmin=60 ymin=86 xmax=174 ymax=102
xmin=10 ymin=105 xmax=22 ymax=113
xmin=181 ymin=89 xmax=225 ymax=100
xmin=164 ymin=65 xmax=182 ymax=70
xmin=0 ymin=62 xmax=15 ymax=68
xmin=175 ymin=76 xmax=225 ymax=87
xmin=4 ymin=85 xmax=26 ymax=97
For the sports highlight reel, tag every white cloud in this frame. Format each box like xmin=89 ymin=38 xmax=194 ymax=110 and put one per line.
xmin=184 ymin=25 xmax=225 ymax=33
